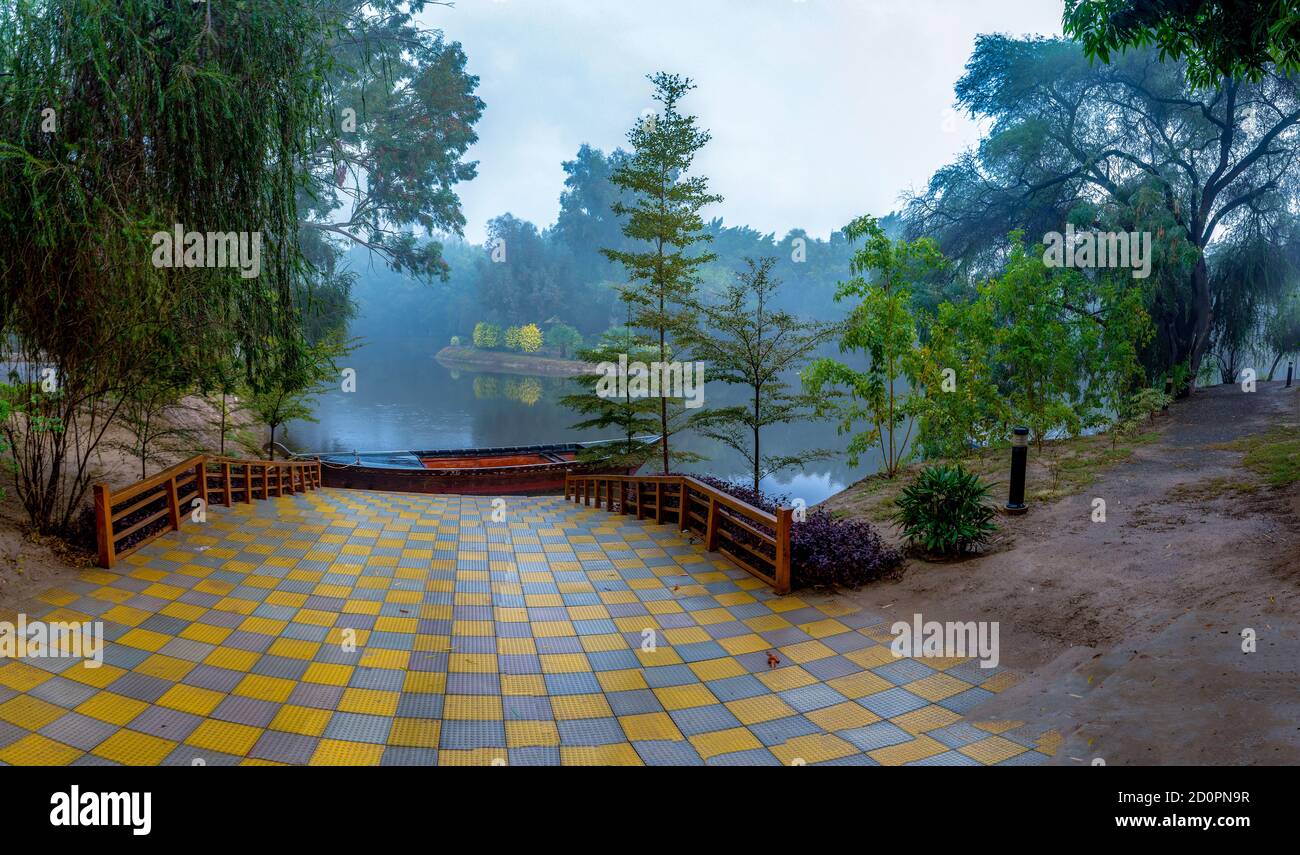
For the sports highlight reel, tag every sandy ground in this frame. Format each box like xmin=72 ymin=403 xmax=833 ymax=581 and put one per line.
xmin=812 ymin=381 xmax=1300 ymax=764
xmin=0 ymin=394 xmax=257 ymax=609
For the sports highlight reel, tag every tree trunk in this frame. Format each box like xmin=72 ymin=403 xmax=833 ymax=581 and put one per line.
xmin=1184 ymin=253 xmax=1213 ymax=397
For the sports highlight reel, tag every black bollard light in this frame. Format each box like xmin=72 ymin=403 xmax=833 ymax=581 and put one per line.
xmin=1005 ymin=426 xmax=1029 ymax=515
xmin=1288 ymin=362 xmax=1294 ymax=388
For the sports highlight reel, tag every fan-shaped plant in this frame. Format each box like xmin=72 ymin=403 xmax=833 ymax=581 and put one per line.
xmin=892 ymin=464 xmax=998 ymax=557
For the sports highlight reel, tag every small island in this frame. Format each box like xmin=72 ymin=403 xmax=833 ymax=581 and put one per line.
xmin=435 ymin=344 xmax=594 ymax=376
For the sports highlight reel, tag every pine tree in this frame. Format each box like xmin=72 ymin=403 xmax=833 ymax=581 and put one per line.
xmin=604 ymin=72 xmax=721 ymax=473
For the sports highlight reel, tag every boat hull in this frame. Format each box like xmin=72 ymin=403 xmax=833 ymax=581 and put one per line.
xmin=315 ymin=443 xmax=639 ymax=496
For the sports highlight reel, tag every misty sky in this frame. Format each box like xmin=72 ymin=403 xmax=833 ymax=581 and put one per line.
xmin=421 ymin=0 xmax=1065 ymax=245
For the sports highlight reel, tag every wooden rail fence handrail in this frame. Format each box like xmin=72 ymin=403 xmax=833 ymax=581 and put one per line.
xmin=93 ymin=455 xmax=322 ymax=569
xmin=563 ymin=473 xmax=793 ymax=594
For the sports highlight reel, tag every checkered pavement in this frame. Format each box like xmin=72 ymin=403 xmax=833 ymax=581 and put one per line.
xmin=0 ymin=488 xmax=1058 ymax=765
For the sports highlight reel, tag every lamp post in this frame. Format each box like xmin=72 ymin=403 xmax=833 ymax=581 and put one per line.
xmin=1287 ymin=361 xmax=1293 ymax=389
xmin=1006 ymin=426 xmax=1029 ymax=515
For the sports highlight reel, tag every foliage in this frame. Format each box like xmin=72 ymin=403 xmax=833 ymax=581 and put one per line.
xmin=692 ymin=477 xmax=904 ymax=588
xmin=114 ymin=378 xmax=193 ymax=480
xmin=910 ymin=298 xmax=1003 ymax=459
xmin=301 ymin=0 xmax=483 ymax=288
xmin=1063 ymin=0 xmax=1300 ymax=86
xmin=244 ymin=336 xmax=351 ymax=458
xmin=0 ymin=0 xmax=336 ymax=533
xmin=545 ymin=323 xmax=584 ymax=358
xmin=1265 ymin=289 xmax=1300 ymax=379
xmin=503 ymin=326 xmax=522 ymax=351
xmin=892 ymin=464 xmax=998 ymax=557
xmin=516 ymin=323 xmax=543 ymax=354
xmin=473 ymin=322 xmax=501 ymax=349
xmin=687 ymin=257 xmax=837 ymax=490
xmin=604 ymin=72 xmax=722 ymax=473
xmin=905 ymin=35 xmax=1300 ymax=386
xmin=560 ymin=295 xmax=662 ymax=470
xmin=803 ymin=215 xmax=946 ymax=477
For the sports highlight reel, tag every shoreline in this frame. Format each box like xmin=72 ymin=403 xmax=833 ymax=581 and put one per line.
xmin=434 ymin=345 xmax=595 ymax=377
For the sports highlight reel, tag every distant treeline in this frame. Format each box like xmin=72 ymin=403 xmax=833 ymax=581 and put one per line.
xmin=345 ymin=144 xmax=903 ymax=347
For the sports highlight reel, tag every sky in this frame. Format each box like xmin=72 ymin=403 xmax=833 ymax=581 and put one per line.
xmin=422 ymin=0 xmax=1065 ymax=245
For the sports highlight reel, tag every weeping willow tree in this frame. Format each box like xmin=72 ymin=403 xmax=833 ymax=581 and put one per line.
xmin=0 ymin=0 xmax=339 ymax=534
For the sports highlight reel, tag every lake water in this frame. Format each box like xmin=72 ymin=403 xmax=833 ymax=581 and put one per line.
xmin=286 ymin=336 xmax=881 ymax=505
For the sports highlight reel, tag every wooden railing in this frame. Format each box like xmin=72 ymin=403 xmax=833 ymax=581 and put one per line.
xmin=564 ymin=474 xmax=792 ymax=594
xmin=92 ymin=455 xmax=322 ymax=569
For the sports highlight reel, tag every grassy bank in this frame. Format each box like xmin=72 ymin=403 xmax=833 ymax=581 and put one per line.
xmin=435 ymin=345 xmax=594 ymax=376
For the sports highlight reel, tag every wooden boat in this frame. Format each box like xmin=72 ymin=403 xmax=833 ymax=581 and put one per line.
xmin=311 ymin=438 xmax=649 ymax=496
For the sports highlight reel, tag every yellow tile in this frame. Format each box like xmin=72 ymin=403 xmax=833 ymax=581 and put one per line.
xmin=689 ymin=727 xmax=762 ymax=760
xmin=539 ymin=653 xmax=589 ymax=674
xmin=134 ymin=654 xmax=196 ymax=682
xmin=959 ymin=735 xmax=1029 ymax=765
xmin=662 ymin=626 xmax=710 ymax=645
xmin=869 ymin=734 xmax=948 ymax=766
xmin=179 ymin=623 xmax=231 ymax=645
xmin=772 ymin=732 xmax=860 ymax=765
xmin=718 ymin=634 xmax=769 ymax=656
xmin=101 ymin=604 xmax=151 ymax=627
xmin=805 ymin=701 xmax=881 ymax=731
xmin=0 ymin=694 xmax=65 ymax=729
xmin=358 ymin=648 xmax=408 ymax=670
xmin=403 ymin=671 xmax=446 ymax=694
xmin=844 ymin=645 xmax=897 ymax=669
xmin=505 ymin=720 xmax=559 ymax=748
xmin=449 ymin=653 xmax=497 ymax=674
xmin=310 ymin=738 xmax=384 ymax=766
xmin=269 ymin=704 xmax=332 ymax=737
xmin=443 ymin=695 xmax=502 ymax=721
xmin=756 ymin=665 xmax=817 ymax=692
xmin=267 ymin=638 xmax=320 ymax=660
xmin=799 ymin=618 xmax=851 ymax=639
xmin=826 ymin=670 xmax=893 ymax=699
xmin=76 ymin=691 xmax=148 ymax=726
xmin=653 ymin=684 xmax=717 ymax=711
xmin=157 ymin=684 xmax=224 ymax=717
xmin=980 ymin=671 xmax=1020 ymax=693
xmin=233 ymin=674 xmax=296 ymax=704
xmin=204 ymin=646 xmax=260 ymax=672
xmin=595 ymin=669 xmax=648 ymax=693
xmin=389 ymin=719 xmax=442 ymax=749
xmin=500 ymin=674 xmax=546 ymax=696
xmin=688 ymin=658 xmax=747 ymax=681
xmin=779 ymin=640 xmax=836 ymax=664
xmin=338 ymin=688 xmax=399 ymax=717
xmin=61 ymin=660 xmax=125 ymax=688
xmin=302 ymin=662 xmax=353 ymax=687
xmin=618 ymin=712 xmax=683 ymax=742
xmin=93 ymin=729 xmax=176 ymax=766
xmin=726 ymin=694 xmax=797 ymax=725
xmin=893 ymin=704 xmax=962 ymax=734
xmin=239 ymin=616 xmax=288 ymax=636
xmin=905 ymin=673 xmax=972 ymax=702
xmin=1036 ymin=729 xmax=1063 ymax=757
xmin=560 ymin=743 xmax=642 ymax=766
xmin=186 ymin=720 xmax=262 ymax=756
xmin=0 ymin=662 xmax=53 ymax=692
xmin=551 ymin=693 xmax=613 ymax=720
xmin=439 ymin=747 xmax=508 ymax=766
xmin=0 ymin=733 xmax=82 ymax=766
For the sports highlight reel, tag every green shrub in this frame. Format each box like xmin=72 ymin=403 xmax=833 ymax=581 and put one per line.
xmin=892 ymin=463 xmax=997 ymax=557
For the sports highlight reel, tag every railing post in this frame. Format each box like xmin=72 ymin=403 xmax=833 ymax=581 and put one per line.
xmin=244 ymin=464 xmax=253 ymax=503
xmin=222 ymin=462 xmax=233 ymax=506
xmin=705 ymin=497 xmax=719 ymax=551
xmin=635 ymin=482 xmax=644 ymax=520
xmin=606 ymin=479 xmax=614 ymax=512
xmin=774 ymin=507 xmax=792 ymax=595
xmin=195 ymin=459 xmax=208 ymax=508
xmin=679 ymin=477 xmax=688 ymax=531
xmin=654 ymin=482 xmax=662 ymax=524
xmin=93 ymin=483 xmax=115 ymax=569
xmin=166 ymin=476 xmax=182 ymax=532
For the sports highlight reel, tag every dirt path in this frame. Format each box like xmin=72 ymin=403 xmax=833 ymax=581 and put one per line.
xmin=811 ymin=382 xmax=1300 ymax=764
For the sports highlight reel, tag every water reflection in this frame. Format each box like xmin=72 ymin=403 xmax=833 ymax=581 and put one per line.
xmin=287 ymin=340 xmax=885 ymax=504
